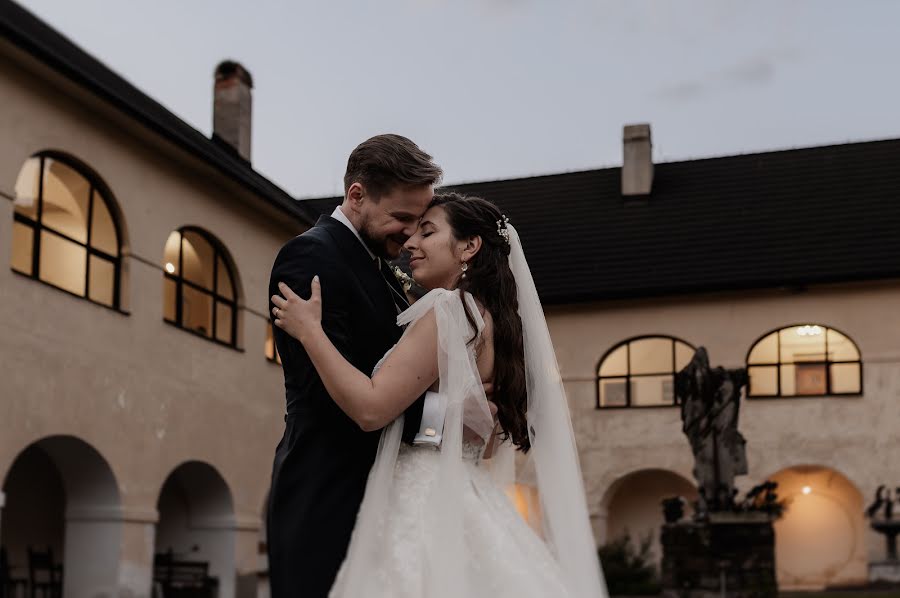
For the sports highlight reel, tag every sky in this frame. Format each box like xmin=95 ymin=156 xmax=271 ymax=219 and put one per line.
xmin=15 ymin=0 xmax=900 ymax=199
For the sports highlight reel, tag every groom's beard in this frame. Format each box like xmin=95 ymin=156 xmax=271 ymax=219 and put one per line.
xmin=359 ymin=226 xmax=407 ymax=260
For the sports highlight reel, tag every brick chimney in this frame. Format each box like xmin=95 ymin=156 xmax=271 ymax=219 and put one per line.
xmin=621 ymin=123 xmax=653 ymax=196
xmin=213 ymin=61 xmax=253 ymax=162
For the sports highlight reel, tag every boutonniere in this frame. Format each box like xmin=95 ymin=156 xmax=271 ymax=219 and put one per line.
xmin=392 ymin=266 xmax=414 ymax=293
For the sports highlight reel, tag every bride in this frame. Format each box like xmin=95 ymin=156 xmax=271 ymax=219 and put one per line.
xmin=271 ymin=193 xmax=606 ymax=598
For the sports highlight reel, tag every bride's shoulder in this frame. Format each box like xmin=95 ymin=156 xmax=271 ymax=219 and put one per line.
xmin=420 ymin=287 xmax=455 ymax=301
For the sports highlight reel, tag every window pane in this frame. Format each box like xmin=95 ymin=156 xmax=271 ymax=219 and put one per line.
xmin=215 ymin=303 xmax=233 ymax=345
xmin=780 ymin=365 xmax=796 ymax=396
xmin=599 ymin=378 xmax=628 ymax=407
xmin=11 ymin=221 xmax=34 ymax=275
xmin=41 ymin=158 xmax=90 ymax=243
xmin=90 ymin=193 xmax=118 ymax=256
xmin=216 ymin=256 xmax=234 ymax=300
xmin=163 ymin=277 xmax=177 ymax=322
xmin=748 ymin=332 xmax=778 ymax=364
xmin=793 ymin=363 xmax=827 ymax=396
xmin=599 ymin=345 xmax=627 ymax=377
xmin=163 ymin=231 xmax=181 ymax=276
xmin=748 ymin=366 xmax=778 ymax=396
xmin=780 ymin=326 xmax=826 ymax=364
xmin=181 ymin=231 xmax=214 ymax=290
xmin=39 ymin=231 xmax=86 ymax=296
xmin=675 ymin=342 xmax=696 ymax=372
xmin=830 ymin=363 xmax=861 ymax=394
xmin=630 ymin=338 xmax=673 ymax=375
xmin=631 ymin=374 xmax=674 ymax=406
xmin=14 ymin=157 xmax=40 ymax=219
xmin=182 ymin=286 xmax=213 ymax=337
xmin=827 ymin=329 xmax=860 ymax=362
xmin=88 ymin=255 xmax=115 ymax=307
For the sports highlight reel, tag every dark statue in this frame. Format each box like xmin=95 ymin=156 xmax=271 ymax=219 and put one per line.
xmin=661 ymin=347 xmax=779 ymax=598
xmin=865 ymin=485 xmax=900 ymax=562
xmin=738 ymin=481 xmax=783 ymax=517
xmin=674 ymin=347 xmax=749 ymax=517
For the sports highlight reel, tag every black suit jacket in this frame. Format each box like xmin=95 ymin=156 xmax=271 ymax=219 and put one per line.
xmin=266 ymin=215 xmax=425 ymax=598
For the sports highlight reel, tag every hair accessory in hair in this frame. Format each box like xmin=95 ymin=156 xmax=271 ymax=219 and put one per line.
xmin=496 ymin=215 xmax=511 ymax=245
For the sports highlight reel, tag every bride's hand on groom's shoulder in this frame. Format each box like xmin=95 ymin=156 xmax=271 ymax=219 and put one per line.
xmin=272 ymin=277 xmax=323 ymax=344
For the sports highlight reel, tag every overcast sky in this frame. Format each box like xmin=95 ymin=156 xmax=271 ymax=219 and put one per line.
xmin=16 ymin=0 xmax=900 ymax=198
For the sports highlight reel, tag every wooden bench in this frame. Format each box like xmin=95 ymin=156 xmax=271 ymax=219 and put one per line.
xmin=153 ymin=551 xmax=218 ymax=598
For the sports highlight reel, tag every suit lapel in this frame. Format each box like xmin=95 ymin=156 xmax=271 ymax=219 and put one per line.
xmin=316 ymin=216 xmax=400 ymax=335
xmin=378 ymin=259 xmax=410 ymax=311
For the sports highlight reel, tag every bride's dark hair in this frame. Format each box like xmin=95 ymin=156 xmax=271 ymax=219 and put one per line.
xmin=427 ymin=193 xmax=530 ymax=452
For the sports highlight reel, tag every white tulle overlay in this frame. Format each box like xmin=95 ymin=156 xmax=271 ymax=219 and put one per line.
xmin=506 ymin=224 xmax=609 ymax=597
xmin=329 ymin=231 xmax=607 ymax=598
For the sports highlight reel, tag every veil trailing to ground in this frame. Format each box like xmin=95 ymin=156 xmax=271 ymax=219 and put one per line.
xmin=329 ymin=225 xmax=606 ymax=598
xmin=503 ymin=224 xmax=608 ymax=597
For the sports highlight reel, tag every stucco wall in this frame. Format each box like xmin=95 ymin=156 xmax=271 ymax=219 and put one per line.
xmin=0 ymin=42 xmax=303 ymax=593
xmin=547 ymin=281 xmax=900 ymax=586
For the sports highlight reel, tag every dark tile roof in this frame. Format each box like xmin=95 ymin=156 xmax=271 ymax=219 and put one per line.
xmin=0 ymin=0 xmax=315 ymax=226
xmin=302 ymin=138 xmax=900 ymax=305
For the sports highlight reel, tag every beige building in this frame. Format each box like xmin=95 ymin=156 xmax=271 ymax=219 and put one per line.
xmin=4 ymin=1 xmax=900 ymax=596
xmin=1 ymin=3 xmax=312 ymax=596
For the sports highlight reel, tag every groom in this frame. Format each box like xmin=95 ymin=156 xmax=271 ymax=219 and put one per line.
xmin=267 ymin=134 xmax=442 ymax=597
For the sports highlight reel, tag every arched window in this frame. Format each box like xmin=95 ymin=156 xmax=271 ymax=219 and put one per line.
xmin=10 ymin=154 xmax=122 ymax=308
xmin=265 ymin=322 xmax=281 ymax=364
xmin=597 ymin=336 xmax=696 ymax=408
xmin=746 ymin=324 xmax=862 ymax=398
xmin=162 ymin=228 xmax=237 ymax=347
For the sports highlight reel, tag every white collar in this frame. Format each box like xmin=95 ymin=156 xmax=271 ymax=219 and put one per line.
xmin=331 ymin=206 xmax=376 ymax=261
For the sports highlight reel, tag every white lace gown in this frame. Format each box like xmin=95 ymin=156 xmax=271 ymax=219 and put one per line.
xmin=328 ymin=290 xmax=573 ymax=598
xmin=331 ymin=441 xmax=571 ymax=598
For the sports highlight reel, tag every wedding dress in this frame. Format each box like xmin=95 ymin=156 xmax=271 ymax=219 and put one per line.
xmin=329 ymin=227 xmax=607 ymax=598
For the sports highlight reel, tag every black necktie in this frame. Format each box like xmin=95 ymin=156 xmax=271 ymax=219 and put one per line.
xmin=377 ymin=259 xmax=409 ymax=314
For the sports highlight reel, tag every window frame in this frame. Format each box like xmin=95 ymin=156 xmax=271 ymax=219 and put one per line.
xmin=745 ymin=323 xmax=863 ymax=399
xmin=163 ymin=226 xmax=239 ymax=350
xmin=595 ymin=335 xmax=696 ymax=410
xmin=11 ymin=153 xmax=123 ymax=311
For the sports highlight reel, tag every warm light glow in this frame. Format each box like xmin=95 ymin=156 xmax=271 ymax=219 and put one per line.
xmin=796 ymin=325 xmax=823 ymax=336
xmin=505 ymin=485 xmax=531 ymax=521
xmin=165 ymin=262 xmax=176 ymax=274
xmin=802 ymin=486 xmax=812 ymax=495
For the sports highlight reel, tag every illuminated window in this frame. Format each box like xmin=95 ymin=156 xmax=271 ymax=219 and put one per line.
xmin=11 ymin=154 xmax=121 ymax=308
xmin=163 ymin=228 xmax=237 ymax=347
xmin=597 ymin=336 xmax=696 ymax=408
xmin=746 ymin=325 xmax=862 ymax=397
xmin=265 ymin=322 xmax=281 ymax=364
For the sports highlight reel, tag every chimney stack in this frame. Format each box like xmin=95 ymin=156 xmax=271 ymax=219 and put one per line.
xmin=621 ymin=123 xmax=653 ymax=196
xmin=213 ymin=61 xmax=253 ymax=162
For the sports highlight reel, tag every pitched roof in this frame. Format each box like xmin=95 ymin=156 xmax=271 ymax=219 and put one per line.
xmin=302 ymin=138 xmax=900 ymax=305
xmin=0 ymin=0 xmax=315 ymax=226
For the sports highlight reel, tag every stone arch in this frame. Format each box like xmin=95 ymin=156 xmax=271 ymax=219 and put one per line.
xmin=155 ymin=461 xmax=237 ymax=598
xmin=765 ymin=464 xmax=867 ymax=590
xmin=1 ymin=435 xmax=122 ymax=598
xmin=600 ymin=468 xmax=698 ymax=568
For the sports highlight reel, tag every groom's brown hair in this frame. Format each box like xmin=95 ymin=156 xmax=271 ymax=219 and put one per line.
xmin=343 ymin=134 xmax=442 ymax=200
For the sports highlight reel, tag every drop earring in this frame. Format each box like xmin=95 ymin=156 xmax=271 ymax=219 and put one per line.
xmin=461 ymin=262 xmax=468 ymax=279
